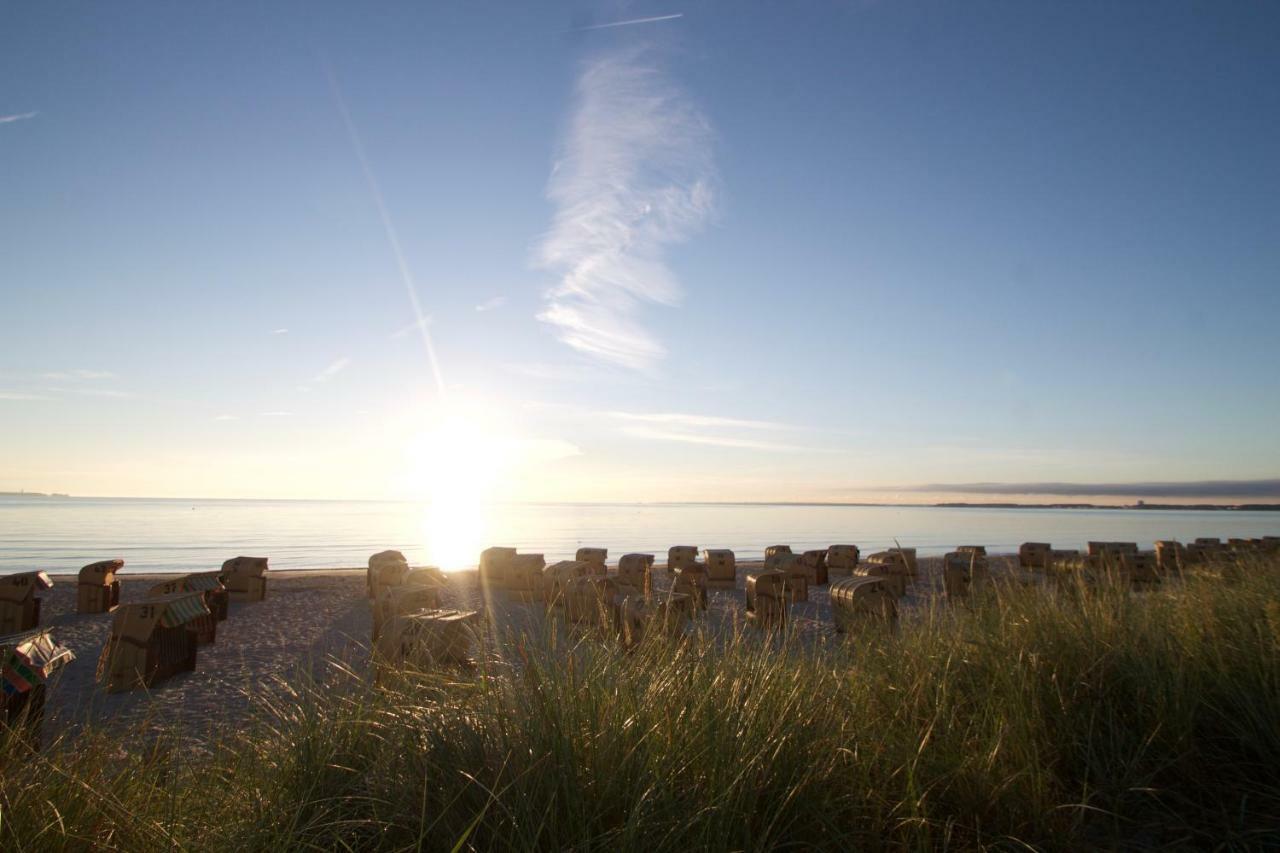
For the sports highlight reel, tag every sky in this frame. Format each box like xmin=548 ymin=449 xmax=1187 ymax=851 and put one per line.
xmin=2 ymin=1 xmax=1279 ymax=504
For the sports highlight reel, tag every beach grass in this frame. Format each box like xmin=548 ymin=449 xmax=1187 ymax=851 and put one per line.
xmin=4 ymin=559 xmax=1280 ymax=851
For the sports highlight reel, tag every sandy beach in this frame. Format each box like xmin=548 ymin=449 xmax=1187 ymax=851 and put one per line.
xmin=32 ymin=555 xmax=1014 ymax=738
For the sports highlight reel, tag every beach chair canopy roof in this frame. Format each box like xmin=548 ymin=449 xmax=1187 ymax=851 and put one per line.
xmin=149 ymin=572 xmax=226 ymax=598
xmin=0 ymin=571 xmax=53 ymax=603
xmin=2 ymin=629 xmax=75 ymax=694
xmin=111 ymin=593 xmax=212 ymax=641
xmin=404 ymin=566 xmax=446 ymax=586
xmin=222 ymin=556 xmax=269 ymax=576
xmin=78 ymin=559 xmax=125 ymax=583
xmin=369 ymin=550 xmax=409 ymax=569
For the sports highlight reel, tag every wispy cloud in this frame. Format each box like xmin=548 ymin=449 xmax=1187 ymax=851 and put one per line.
xmin=57 ymin=388 xmax=135 ymax=399
xmin=259 ymin=411 xmax=293 ymax=418
xmin=619 ymin=425 xmax=807 ymax=452
xmin=390 ymin=316 xmax=433 ymax=339
xmin=573 ymin=13 xmax=684 ymax=32
xmin=310 ymin=357 xmax=351 ymax=384
xmin=214 ymin=414 xmax=239 ymax=421
xmin=0 ymin=391 xmax=50 ymax=401
xmin=536 ymin=44 xmax=715 ymax=370
xmin=42 ymin=369 xmax=115 ymax=381
xmin=0 ymin=111 xmax=37 ymax=125
xmin=475 ymin=296 xmax=507 ymax=312
xmin=607 ymin=410 xmax=807 ymax=452
xmin=271 ymin=328 xmax=289 ymax=335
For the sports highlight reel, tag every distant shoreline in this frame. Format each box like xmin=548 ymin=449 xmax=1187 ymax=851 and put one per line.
xmin=3 ymin=493 xmax=1279 ymax=511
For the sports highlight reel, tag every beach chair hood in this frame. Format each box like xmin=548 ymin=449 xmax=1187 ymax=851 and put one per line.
xmin=2 ymin=629 xmax=75 ymax=695
xmin=78 ymin=559 xmax=125 ymax=585
xmin=0 ymin=571 xmax=53 ymax=604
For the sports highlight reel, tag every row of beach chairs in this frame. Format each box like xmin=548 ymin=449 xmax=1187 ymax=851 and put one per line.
xmin=1 ymin=556 xmax=271 ymax=747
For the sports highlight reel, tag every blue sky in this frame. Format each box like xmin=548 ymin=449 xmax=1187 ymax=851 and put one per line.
xmin=2 ymin=2 xmax=1278 ymax=502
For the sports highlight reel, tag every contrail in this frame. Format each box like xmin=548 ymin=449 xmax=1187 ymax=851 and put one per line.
xmin=0 ymin=111 xmax=37 ymax=124
xmin=574 ymin=13 xmax=683 ymax=32
xmin=323 ymin=64 xmax=446 ymax=397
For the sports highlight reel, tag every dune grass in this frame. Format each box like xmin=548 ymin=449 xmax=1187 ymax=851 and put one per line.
xmin=4 ymin=560 xmax=1280 ymax=851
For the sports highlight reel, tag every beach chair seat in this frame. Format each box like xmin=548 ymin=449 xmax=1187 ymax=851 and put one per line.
xmin=830 ymin=576 xmax=898 ymax=632
xmin=372 ymin=578 xmax=443 ymax=642
xmin=77 ymin=559 xmax=124 ymax=614
xmin=367 ymin=550 xmax=411 ymax=599
xmin=221 ymin=556 xmax=268 ymax=602
xmin=0 ymin=572 xmax=52 ymax=635
xmin=800 ymin=550 xmax=829 ymax=585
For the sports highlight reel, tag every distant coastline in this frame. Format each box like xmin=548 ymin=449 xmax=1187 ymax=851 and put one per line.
xmin=0 ymin=490 xmax=69 ymax=498
xmin=933 ymin=502 xmax=1280 ymax=512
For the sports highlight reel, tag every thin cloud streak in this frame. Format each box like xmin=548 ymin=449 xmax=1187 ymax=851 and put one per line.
xmin=0 ymin=391 xmax=50 ymax=401
xmin=606 ymin=411 xmax=791 ymax=431
xmin=475 ymin=296 xmax=507 ymax=312
xmin=42 ymin=370 xmax=115 ymax=381
xmin=574 ymin=13 xmax=684 ymax=32
xmin=271 ymin=328 xmax=289 ymax=335
xmin=536 ymin=45 xmax=714 ymax=369
xmin=621 ymin=425 xmax=806 ymax=452
xmin=0 ymin=111 xmax=37 ymax=124
xmin=311 ymin=357 xmax=351 ymax=384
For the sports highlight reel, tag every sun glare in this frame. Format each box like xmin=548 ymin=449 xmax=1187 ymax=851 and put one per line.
xmin=410 ymin=414 xmax=505 ymax=571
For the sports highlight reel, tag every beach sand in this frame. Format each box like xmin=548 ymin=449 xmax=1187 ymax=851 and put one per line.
xmin=32 ymin=556 xmax=1015 ymax=738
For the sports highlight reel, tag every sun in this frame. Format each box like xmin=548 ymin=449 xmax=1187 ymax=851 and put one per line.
xmin=407 ymin=414 xmax=506 ymax=571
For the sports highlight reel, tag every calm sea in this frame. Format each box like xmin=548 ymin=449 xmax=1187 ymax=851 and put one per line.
xmin=1 ymin=496 xmax=1276 ymax=574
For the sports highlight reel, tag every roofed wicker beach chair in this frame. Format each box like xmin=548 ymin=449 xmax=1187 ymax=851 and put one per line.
xmin=1117 ymin=550 xmax=1161 ymax=586
xmin=367 ymin=550 xmax=411 ymax=599
xmin=763 ymin=545 xmax=793 ymax=571
xmin=0 ymin=572 xmax=52 ymax=635
xmin=616 ymin=593 xmax=689 ymax=647
xmin=1046 ymin=549 xmax=1088 ymax=577
xmin=221 ymin=556 xmax=268 ymax=602
xmin=672 ymin=564 xmax=709 ymax=611
xmin=616 ymin=553 xmax=655 ymax=593
xmin=374 ymin=608 xmax=480 ymax=672
xmin=506 ymin=553 xmax=545 ymax=599
xmin=564 ymin=575 xmax=620 ymax=626
xmin=1018 ymin=542 xmax=1052 ymax=570
xmin=77 ymin=559 xmax=124 ymax=614
xmin=800 ymin=549 xmax=829 ymax=585
xmin=543 ymin=560 xmax=590 ymax=606
xmin=667 ymin=545 xmax=699 ymax=574
xmin=575 ymin=547 xmax=609 ymax=576
xmin=853 ymin=558 xmax=907 ymax=599
xmin=865 ymin=546 xmax=918 ymax=575
xmin=830 ymin=576 xmax=898 ymax=632
xmin=148 ymin=572 xmax=228 ymax=644
xmin=478 ymin=546 xmax=517 ymax=589
xmin=769 ymin=553 xmax=810 ymax=602
xmin=745 ymin=569 xmax=789 ymax=631
xmin=702 ymin=549 xmax=736 ymax=585
xmin=2 ymin=628 xmax=74 ymax=751
xmin=826 ymin=544 xmax=860 ymax=576
xmin=97 ymin=592 xmax=211 ymax=693
xmin=1154 ymin=540 xmax=1186 ymax=574
xmin=372 ymin=570 xmax=444 ymax=643
xmin=942 ymin=550 xmax=991 ymax=600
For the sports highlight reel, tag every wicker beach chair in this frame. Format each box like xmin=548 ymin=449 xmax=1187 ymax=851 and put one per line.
xmin=0 ymin=572 xmax=52 ymax=635
xmin=367 ymin=550 xmax=411 ymax=599
xmin=702 ymin=549 xmax=736 ymax=584
xmin=478 ymin=547 xmax=517 ymax=589
xmin=77 ymin=559 xmax=124 ymax=614
xmin=1018 ymin=542 xmax=1052 ymax=570
xmin=564 ymin=575 xmax=619 ymax=626
xmin=1 ymin=628 xmax=74 ymax=750
xmin=672 ymin=564 xmax=709 ymax=611
xmin=800 ymin=549 xmax=829 ymax=585
xmin=826 ymin=545 xmax=860 ymax=576
xmin=221 ymin=556 xmax=268 ymax=602
xmin=942 ymin=550 xmax=991 ymax=600
xmin=830 ymin=576 xmax=898 ymax=632
xmin=763 ymin=545 xmax=793 ymax=571
xmin=667 ymin=545 xmax=699 ymax=574
xmin=616 ymin=593 xmax=689 ymax=647
xmin=543 ymin=560 xmax=590 ymax=606
xmin=97 ymin=593 xmax=211 ymax=693
xmin=148 ymin=572 xmax=229 ymax=644
xmin=375 ymin=608 xmax=480 ymax=670
xmin=745 ymin=570 xmax=788 ymax=631
xmin=616 ymin=553 xmax=655 ymax=593
xmin=575 ymin=548 xmax=609 ymax=576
